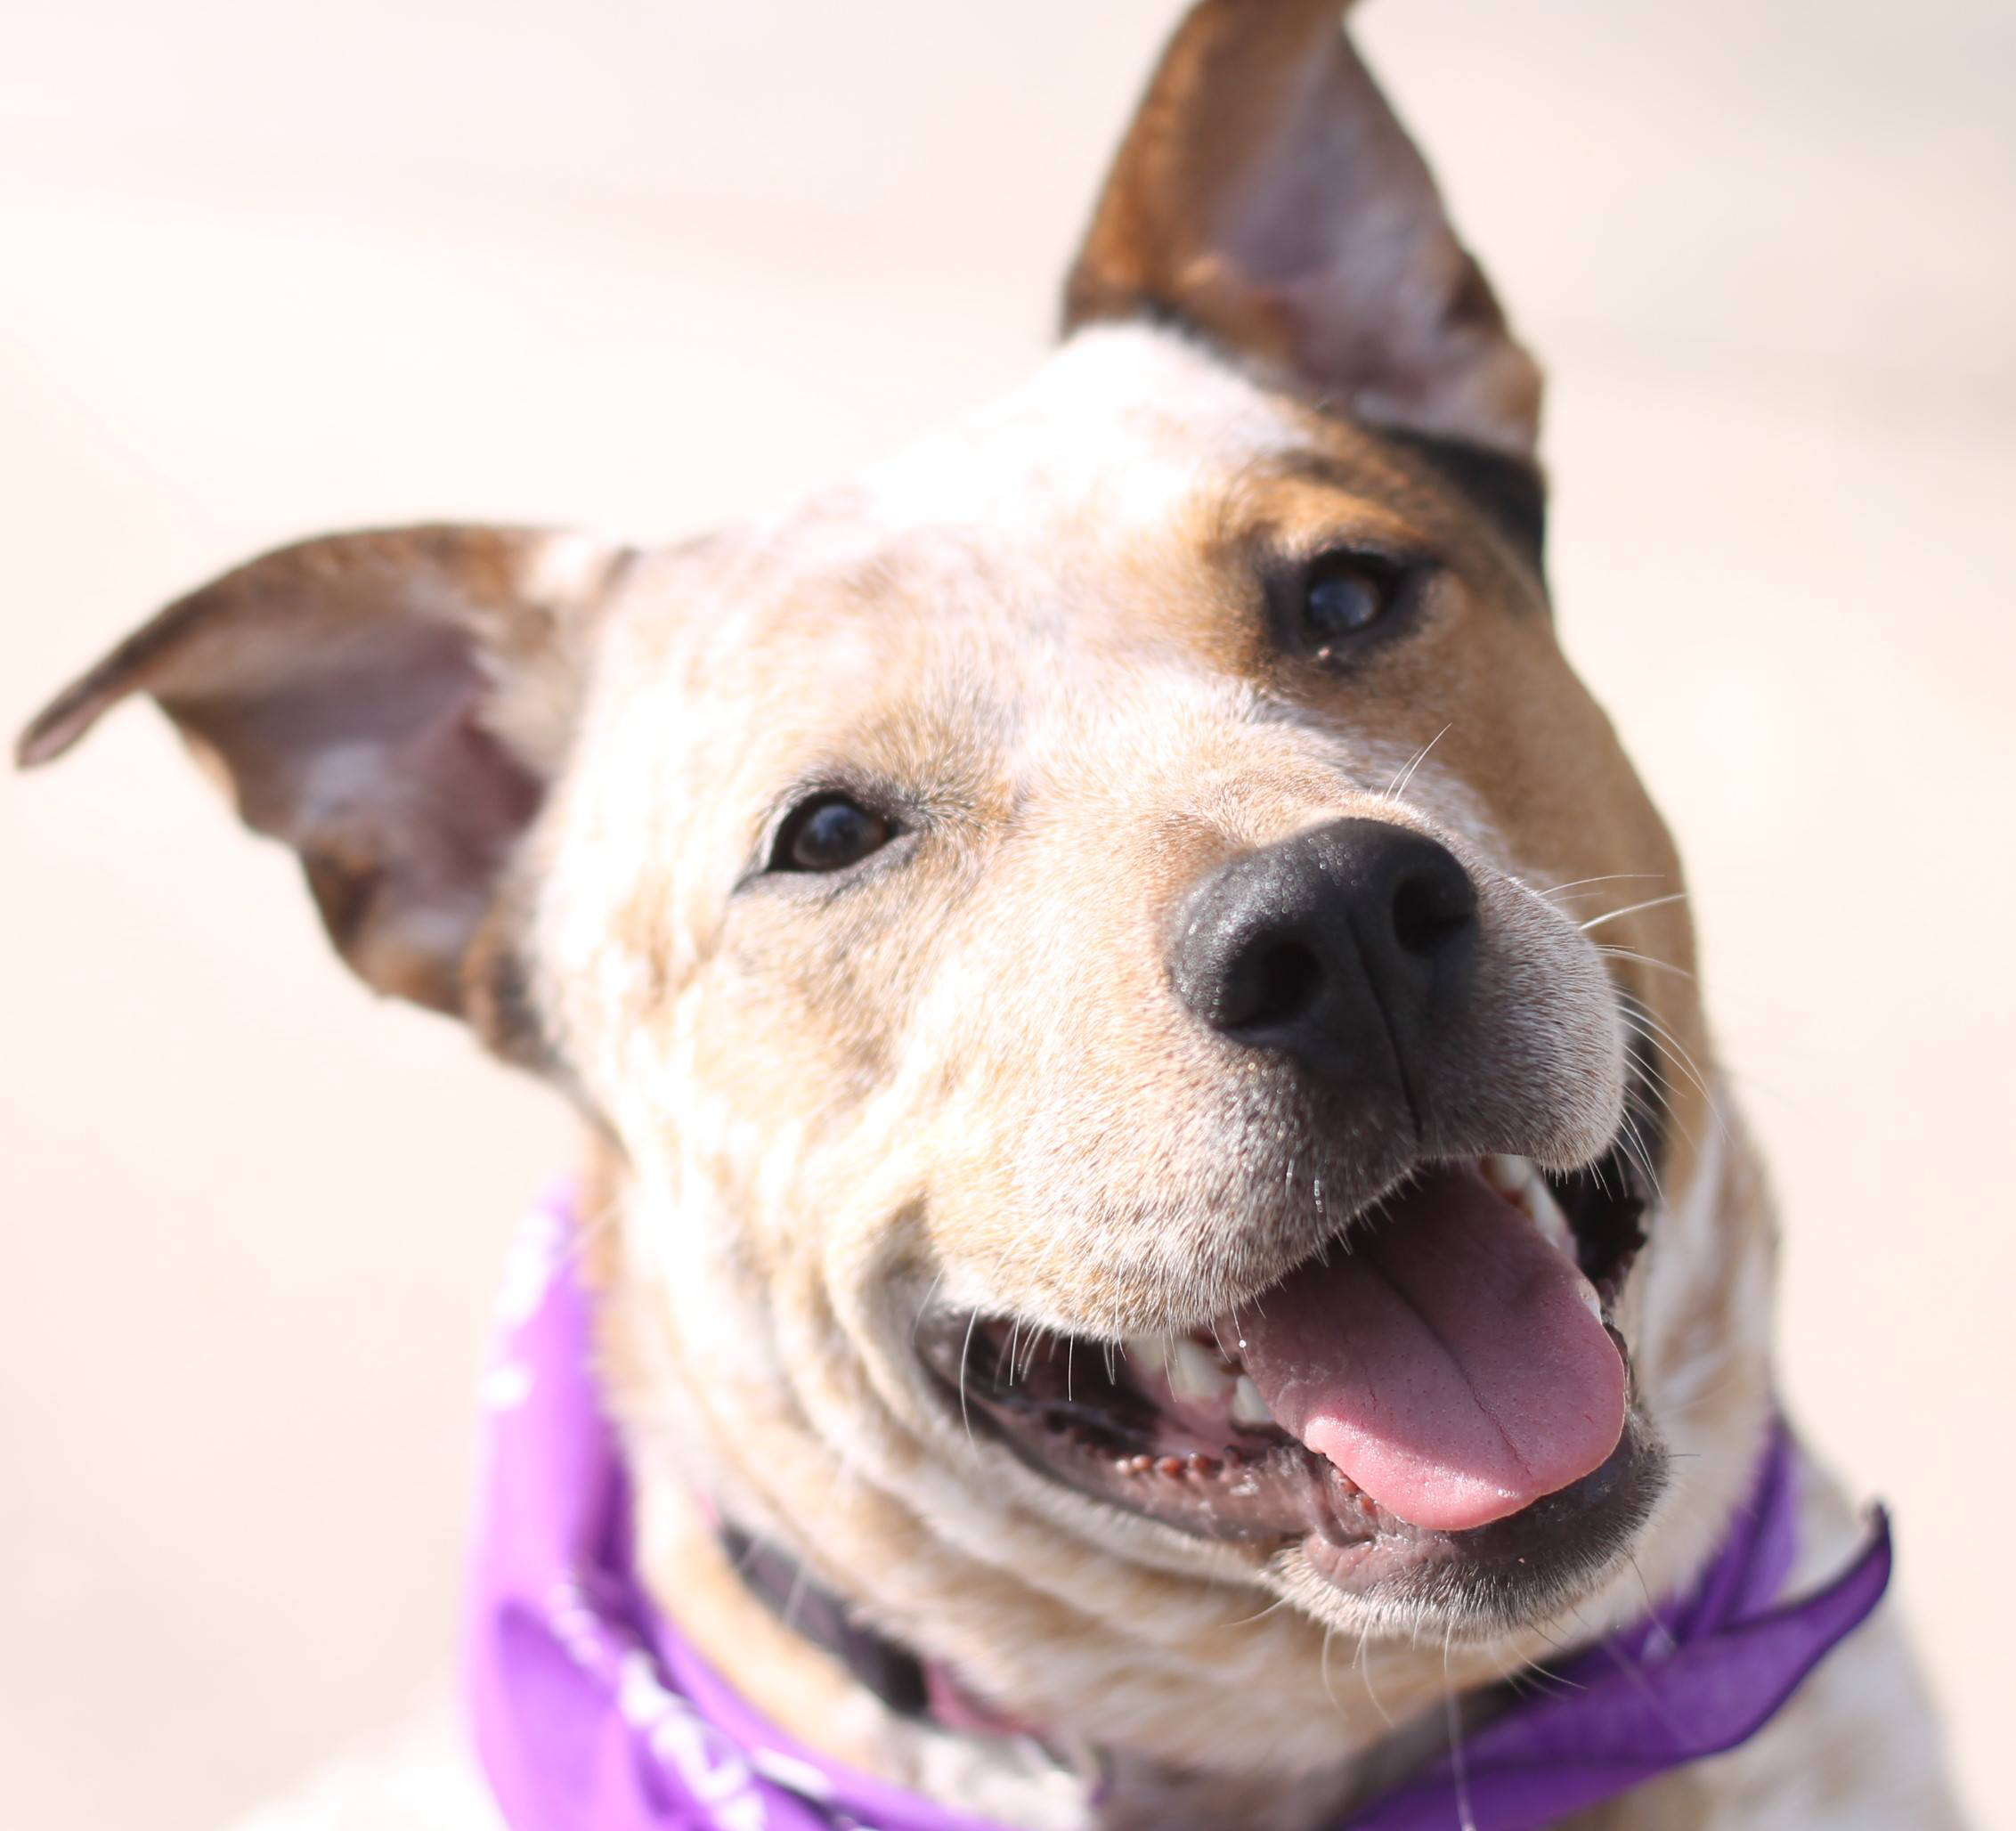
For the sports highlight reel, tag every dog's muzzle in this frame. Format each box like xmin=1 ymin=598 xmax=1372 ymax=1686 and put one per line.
xmin=919 ymin=816 xmax=1670 ymax=1612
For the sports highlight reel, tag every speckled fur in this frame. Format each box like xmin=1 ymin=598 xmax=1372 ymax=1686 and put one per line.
xmin=20 ymin=3 xmax=1961 ymax=1825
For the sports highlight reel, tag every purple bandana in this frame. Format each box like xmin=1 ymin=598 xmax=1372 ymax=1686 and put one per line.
xmin=464 ymin=1190 xmax=1893 ymax=1831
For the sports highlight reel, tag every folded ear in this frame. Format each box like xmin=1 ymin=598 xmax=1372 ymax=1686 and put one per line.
xmin=18 ymin=525 xmax=631 ymax=1021
xmin=1064 ymin=0 xmax=1542 ymax=460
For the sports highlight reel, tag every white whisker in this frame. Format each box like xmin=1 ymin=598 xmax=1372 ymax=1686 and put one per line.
xmin=1597 ymin=943 xmax=1695 ymax=982
xmin=957 ymin=1312 xmax=980 ymax=1444
xmin=1383 ymin=723 xmax=1451 ymax=803
xmin=1443 ymin=1634 xmax=1478 ymax=1831
xmin=1538 ymin=870 xmax=1664 ymax=896
xmin=1620 ymin=1004 xmax=1721 ymax=1127
xmin=1580 ymin=891 xmax=1689 ymax=932
xmin=1353 ymin=1629 xmax=1395 ymax=1728
xmin=1218 ymin=1593 xmax=1294 ymax=1632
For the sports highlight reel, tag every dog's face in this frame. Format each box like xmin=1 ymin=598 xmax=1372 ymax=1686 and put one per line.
xmin=22 ymin=0 xmax=1769 ymax=1782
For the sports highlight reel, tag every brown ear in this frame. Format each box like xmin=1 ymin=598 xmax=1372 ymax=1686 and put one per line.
xmin=1064 ymin=0 xmax=1541 ymax=459
xmin=18 ymin=525 xmax=631 ymax=1018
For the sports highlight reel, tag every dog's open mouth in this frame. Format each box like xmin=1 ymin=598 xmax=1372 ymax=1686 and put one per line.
xmin=918 ymin=1131 xmax=1658 ymax=1599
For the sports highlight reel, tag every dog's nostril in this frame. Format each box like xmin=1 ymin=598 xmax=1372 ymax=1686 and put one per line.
xmin=1229 ymin=939 xmax=1325 ymax=1033
xmin=1391 ymin=863 xmax=1476 ymax=959
xmin=1169 ymin=819 xmax=1478 ymax=1078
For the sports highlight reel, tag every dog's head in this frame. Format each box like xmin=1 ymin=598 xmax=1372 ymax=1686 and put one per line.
xmin=22 ymin=0 xmax=1771 ymax=1783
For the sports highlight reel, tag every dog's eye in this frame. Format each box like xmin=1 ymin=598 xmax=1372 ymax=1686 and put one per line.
xmin=770 ymin=793 xmax=895 ymax=873
xmin=1294 ymin=552 xmax=1404 ymax=653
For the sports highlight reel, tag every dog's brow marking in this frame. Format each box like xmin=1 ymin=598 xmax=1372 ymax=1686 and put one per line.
xmin=1258 ymin=449 xmax=1442 ymax=544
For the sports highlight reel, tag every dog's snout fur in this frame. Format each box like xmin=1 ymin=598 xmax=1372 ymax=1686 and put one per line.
xmin=1169 ymin=816 xmax=1480 ymax=1115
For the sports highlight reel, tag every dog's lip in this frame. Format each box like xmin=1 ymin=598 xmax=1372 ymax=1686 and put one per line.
xmin=914 ymin=1119 xmax=1655 ymax=1589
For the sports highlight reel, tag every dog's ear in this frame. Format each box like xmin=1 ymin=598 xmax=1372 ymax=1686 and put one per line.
xmin=1064 ymin=0 xmax=1541 ymax=460
xmin=17 ymin=525 xmax=630 ymax=1022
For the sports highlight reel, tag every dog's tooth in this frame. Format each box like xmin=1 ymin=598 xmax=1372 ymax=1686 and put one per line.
xmin=1484 ymin=1152 xmax=1584 ymax=1262
xmin=1124 ymin=1332 xmax=1174 ymax=1373
xmin=1479 ymin=1152 xmax=1532 ymax=1205
xmin=1524 ymin=1174 xmax=1579 ymax=1260
xmin=1166 ymin=1335 xmax=1235 ymax=1405
xmin=1230 ymin=1375 xmax=1276 ymax=1430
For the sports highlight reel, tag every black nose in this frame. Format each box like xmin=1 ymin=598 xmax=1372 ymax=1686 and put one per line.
xmin=1169 ymin=818 xmax=1478 ymax=1094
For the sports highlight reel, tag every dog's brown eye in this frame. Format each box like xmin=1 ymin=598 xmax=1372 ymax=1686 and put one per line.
xmin=772 ymin=793 xmax=894 ymax=873
xmin=1297 ymin=553 xmax=1401 ymax=649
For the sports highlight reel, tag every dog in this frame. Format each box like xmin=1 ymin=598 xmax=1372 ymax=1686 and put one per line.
xmin=19 ymin=3 xmax=1963 ymax=1826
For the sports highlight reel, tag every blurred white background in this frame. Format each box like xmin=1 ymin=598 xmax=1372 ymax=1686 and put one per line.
xmin=4 ymin=2 xmax=2012 ymax=1826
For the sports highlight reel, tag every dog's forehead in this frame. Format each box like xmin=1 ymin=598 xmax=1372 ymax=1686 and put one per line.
xmin=638 ymin=327 xmax=1395 ymax=684
xmin=849 ymin=325 xmax=1305 ymax=539
xmin=582 ymin=322 xmax=1475 ymax=856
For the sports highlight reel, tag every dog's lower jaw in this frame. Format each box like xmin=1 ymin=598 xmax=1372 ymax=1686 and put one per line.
xmin=599 ymin=1221 xmax=1512 ymax=1824
xmin=580 ymin=1095 xmax=1828 ymax=1831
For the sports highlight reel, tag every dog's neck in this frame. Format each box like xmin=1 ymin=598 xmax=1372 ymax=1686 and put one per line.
xmin=700 ymin=1521 xmax=1454 ymax=1827
xmin=625 ymin=1438 xmax=1445 ymax=1831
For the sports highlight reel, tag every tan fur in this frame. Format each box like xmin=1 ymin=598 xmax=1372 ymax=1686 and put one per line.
xmin=543 ymin=326 xmax=1759 ymax=1806
xmin=19 ymin=4 xmax=1959 ymax=1827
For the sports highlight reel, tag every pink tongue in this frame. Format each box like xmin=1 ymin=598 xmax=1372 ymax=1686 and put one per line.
xmin=1236 ymin=1170 xmax=1627 ymax=1533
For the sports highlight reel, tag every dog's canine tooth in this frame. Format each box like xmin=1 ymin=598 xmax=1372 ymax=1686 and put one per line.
xmin=1481 ymin=1151 xmax=1582 ymax=1263
xmin=1167 ymin=1335 xmax=1235 ymax=1404
xmin=1123 ymin=1331 xmax=1173 ymax=1381
xmin=1479 ymin=1152 xmax=1532 ymax=1206
xmin=1231 ymin=1374 xmax=1276 ymax=1430
xmin=1524 ymin=1173 xmax=1580 ymax=1262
